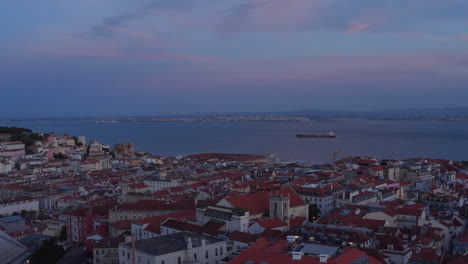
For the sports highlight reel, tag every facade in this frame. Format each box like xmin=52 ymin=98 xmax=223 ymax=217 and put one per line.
xmin=66 ymin=202 xmax=115 ymax=243
xmin=144 ymin=178 xmax=182 ymax=192
xmin=108 ymin=200 xmax=194 ymax=224
xmin=0 ymin=157 xmax=14 ymax=173
xmin=196 ymin=205 xmax=249 ymax=233
xmin=93 ymin=237 xmax=124 ymax=264
xmin=294 ymin=184 xmax=344 ymax=214
xmin=336 ymin=191 xmax=378 ymax=207
xmin=119 ymin=232 xmax=227 ymax=264
xmin=218 ymin=188 xmax=308 ymax=220
xmin=0 ymin=198 xmax=39 ymax=216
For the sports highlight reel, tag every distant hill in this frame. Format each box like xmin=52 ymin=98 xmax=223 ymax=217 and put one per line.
xmin=281 ymin=107 xmax=468 ymax=119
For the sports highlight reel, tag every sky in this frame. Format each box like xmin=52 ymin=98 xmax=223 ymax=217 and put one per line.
xmin=1 ymin=0 xmax=468 ymax=117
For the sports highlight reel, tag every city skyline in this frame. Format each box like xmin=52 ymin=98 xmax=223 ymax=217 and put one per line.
xmin=2 ymin=0 xmax=468 ymax=117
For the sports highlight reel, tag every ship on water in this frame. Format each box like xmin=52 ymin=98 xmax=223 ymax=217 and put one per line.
xmin=297 ymin=130 xmax=336 ymax=138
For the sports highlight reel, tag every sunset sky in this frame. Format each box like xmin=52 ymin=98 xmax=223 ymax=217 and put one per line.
xmin=2 ymin=0 xmax=468 ymax=117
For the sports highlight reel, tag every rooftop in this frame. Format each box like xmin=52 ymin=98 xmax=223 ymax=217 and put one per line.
xmin=120 ymin=231 xmax=224 ymax=256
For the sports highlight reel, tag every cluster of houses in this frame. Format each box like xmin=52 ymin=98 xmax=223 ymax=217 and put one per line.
xmin=0 ymin=131 xmax=467 ymax=264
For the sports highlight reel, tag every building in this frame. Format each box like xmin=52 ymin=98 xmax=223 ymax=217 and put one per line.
xmin=294 ymin=184 xmax=344 ymax=214
xmin=217 ymin=188 xmax=308 ymax=220
xmin=0 ymin=197 xmax=39 ymax=216
xmin=0 ymin=231 xmax=30 ymax=264
xmin=228 ymin=237 xmax=382 ymax=264
xmin=67 ymin=202 xmax=116 ymax=243
xmin=453 ymin=231 xmax=468 ymax=255
xmin=119 ymin=232 xmax=227 ymax=264
xmin=0 ymin=215 xmax=25 ymax=233
xmin=78 ymin=136 xmax=86 ymax=146
xmin=0 ymin=157 xmax=14 ymax=173
xmin=196 ymin=204 xmax=250 ymax=233
xmin=0 ymin=141 xmax=26 ymax=159
xmin=114 ymin=143 xmax=134 ymax=158
xmin=144 ymin=177 xmax=182 ymax=192
xmin=108 ymin=199 xmax=194 ymax=224
xmin=93 ymin=237 xmax=125 ymax=264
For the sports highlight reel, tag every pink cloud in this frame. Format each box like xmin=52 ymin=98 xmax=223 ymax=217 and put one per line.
xmin=346 ymin=14 xmax=390 ymax=34
xmin=217 ymin=0 xmax=324 ymax=32
xmin=255 ymin=0 xmax=321 ymax=27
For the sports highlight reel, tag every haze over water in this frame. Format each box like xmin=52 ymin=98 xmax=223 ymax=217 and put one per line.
xmin=10 ymin=119 xmax=468 ymax=164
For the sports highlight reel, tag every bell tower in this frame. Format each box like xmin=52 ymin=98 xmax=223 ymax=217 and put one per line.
xmin=269 ymin=192 xmax=290 ymax=224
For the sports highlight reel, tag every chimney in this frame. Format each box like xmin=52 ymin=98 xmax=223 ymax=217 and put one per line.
xmin=355 ymin=208 xmax=361 ymax=215
xmin=186 ymin=236 xmax=193 ymax=250
xmin=292 ymin=251 xmax=302 ymax=261
xmin=201 ymin=238 xmax=206 ymax=248
xmin=319 ymin=254 xmax=328 ymax=263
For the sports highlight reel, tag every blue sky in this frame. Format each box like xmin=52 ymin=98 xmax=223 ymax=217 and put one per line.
xmin=1 ymin=0 xmax=468 ymax=117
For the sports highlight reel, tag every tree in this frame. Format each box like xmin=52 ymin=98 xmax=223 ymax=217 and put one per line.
xmin=20 ymin=209 xmax=28 ymax=219
xmin=53 ymin=152 xmax=69 ymax=160
xmin=59 ymin=226 xmax=67 ymax=241
xmin=73 ymin=136 xmax=82 ymax=147
xmin=38 ymin=210 xmax=45 ymax=220
xmin=30 ymin=237 xmax=65 ymax=264
xmin=309 ymin=203 xmax=321 ymax=222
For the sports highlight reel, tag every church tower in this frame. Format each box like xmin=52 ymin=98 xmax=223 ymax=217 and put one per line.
xmin=269 ymin=192 xmax=290 ymax=226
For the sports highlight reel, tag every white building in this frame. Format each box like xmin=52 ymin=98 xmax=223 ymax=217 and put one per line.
xmin=196 ymin=205 xmax=250 ymax=233
xmin=1 ymin=141 xmax=25 ymax=151
xmin=0 ymin=198 xmax=39 ymax=216
xmin=0 ymin=158 xmax=14 ymax=174
xmin=119 ymin=232 xmax=227 ymax=264
xmin=144 ymin=178 xmax=182 ymax=192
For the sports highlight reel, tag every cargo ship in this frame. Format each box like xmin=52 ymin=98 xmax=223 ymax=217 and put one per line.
xmin=297 ymin=130 xmax=336 ymax=138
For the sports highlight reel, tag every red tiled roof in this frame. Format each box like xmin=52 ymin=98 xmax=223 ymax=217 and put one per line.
xmin=289 ymin=216 xmax=306 ymax=230
xmin=376 ymin=234 xmax=406 ymax=251
xmin=457 ymin=231 xmax=468 ymax=243
xmin=255 ymin=218 xmax=287 ymax=229
xmin=110 ymin=220 xmax=132 ymax=230
xmin=188 ymin=153 xmax=267 ymax=162
xmin=224 ymin=188 xmax=306 ymax=215
xmin=115 ymin=199 xmax=194 ymax=211
xmin=228 ymin=231 xmax=258 ymax=244
xmin=229 ymin=238 xmax=382 ymax=264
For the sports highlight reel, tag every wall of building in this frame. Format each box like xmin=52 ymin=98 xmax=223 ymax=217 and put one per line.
xmin=0 ymin=199 xmax=39 ymax=215
xmin=119 ymin=239 xmax=227 ymax=264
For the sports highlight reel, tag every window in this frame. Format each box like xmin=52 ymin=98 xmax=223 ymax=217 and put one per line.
xmin=161 ymin=261 xmax=164 ymax=264
xmin=178 ymin=257 xmax=181 ymax=264
xmin=127 ymin=252 xmax=130 ymax=260
xmin=122 ymin=250 xmax=125 ymax=257
xmin=194 ymin=253 xmax=197 ymax=260
xmin=138 ymin=256 xmax=141 ymax=263
xmin=220 ymin=246 xmax=223 ymax=255
xmin=216 ymin=248 xmax=218 ymax=256
xmin=206 ymin=250 xmax=209 ymax=258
